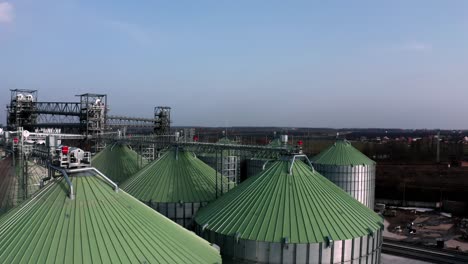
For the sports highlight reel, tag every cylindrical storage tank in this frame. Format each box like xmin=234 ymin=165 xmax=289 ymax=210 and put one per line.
xmin=122 ymin=147 xmax=235 ymax=229
xmin=195 ymin=157 xmax=384 ymax=264
xmin=16 ymin=93 xmax=25 ymax=101
xmin=25 ymin=94 xmax=34 ymax=102
xmin=280 ymin=134 xmax=288 ymax=144
xmin=311 ymin=140 xmax=376 ymax=209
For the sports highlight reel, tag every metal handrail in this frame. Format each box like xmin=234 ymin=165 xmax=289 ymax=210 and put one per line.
xmin=67 ymin=167 xmax=119 ymax=192
xmin=6 ymin=131 xmax=85 ymax=139
xmin=288 ymin=154 xmax=314 ymax=175
xmin=49 ymin=165 xmax=74 ymax=199
xmin=92 ymin=168 xmax=119 ymax=192
xmin=47 ymin=165 xmax=120 ymax=199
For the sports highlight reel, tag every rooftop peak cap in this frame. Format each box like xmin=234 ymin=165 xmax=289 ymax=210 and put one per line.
xmin=334 ymin=138 xmax=351 ymax=146
xmin=217 ymin=137 xmax=236 ymax=145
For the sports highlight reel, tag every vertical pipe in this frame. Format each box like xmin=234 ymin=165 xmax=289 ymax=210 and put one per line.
xmin=215 ymin=150 xmax=218 ymax=199
xmin=104 ymin=95 xmax=108 ymax=133
xmin=436 ymin=130 xmax=440 ymax=163
xmin=139 ymin=143 xmax=142 ymax=168
xmin=221 ymin=149 xmax=224 ymax=195
xmin=19 ymin=127 xmax=25 ymax=200
xmin=403 ymin=180 xmax=406 ymax=207
xmin=24 ymin=154 xmax=28 ymax=199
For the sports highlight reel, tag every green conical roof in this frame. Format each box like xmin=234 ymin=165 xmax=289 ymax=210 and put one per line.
xmin=122 ymin=148 xmax=235 ymax=203
xmin=311 ymin=140 xmax=375 ymax=166
xmin=267 ymin=138 xmax=293 ymax=150
xmin=268 ymin=138 xmax=283 ymax=147
xmin=217 ymin=137 xmax=236 ymax=144
xmin=92 ymin=144 xmax=143 ymax=184
xmin=195 ymin=159 xmax=382 ymax=244
xmin=0 ymin=171 xmax=221 ymax=264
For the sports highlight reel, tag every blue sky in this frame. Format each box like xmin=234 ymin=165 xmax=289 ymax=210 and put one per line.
xmin=1 ymin=1 xmax=468 ymax=129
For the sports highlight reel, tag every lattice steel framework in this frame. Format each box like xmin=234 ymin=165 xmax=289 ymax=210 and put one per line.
xmin=7 ymin=89 xmax=39 ymax=131
xmin=78 ymin=93 xmax=107 ymax=136
xmin=107 ymin=115 xmax=155 ymax=128
xmin=35 ymin=102 xmax=81 ymax=116
xmin=154 ymin=106 xmax=171 ymax=135
xmin=5 ymin=90 xmax=171 ymax=136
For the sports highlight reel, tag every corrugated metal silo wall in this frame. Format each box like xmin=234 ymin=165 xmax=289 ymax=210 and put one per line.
xmin=147 ymin=201 xmax=209 ymax=229
xmin=313 ymin=164 xmax=376 ymax=210
xmin=196 ymin=226 xmax=383 ymax=264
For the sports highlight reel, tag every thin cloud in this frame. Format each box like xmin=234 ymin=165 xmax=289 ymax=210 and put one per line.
xmin=105 ymin=19 xmax=152 ymax=45
xmin=398 ymin=42 xmax=432 ymax=52
xmin=0 ymin=2 xmax=14 ymax=23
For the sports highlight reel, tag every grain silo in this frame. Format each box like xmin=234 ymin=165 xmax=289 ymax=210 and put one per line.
xmin=0 ymin=169 xmax=221 ymax=264
xmin=311 ymin=140 xmax=376 ymax=209
xmin=92 ymin=143 xmax=143 ymax=184
xmin=121 ymin=147 xmax=235 ymax=228
xmin=195 ymin=156 xmax=383 ymax=264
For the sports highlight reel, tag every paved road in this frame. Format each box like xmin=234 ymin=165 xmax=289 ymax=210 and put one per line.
xmin=382 ymin=253 xmax=434 ymax=264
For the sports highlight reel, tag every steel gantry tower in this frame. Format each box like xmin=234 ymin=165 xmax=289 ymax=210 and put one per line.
xmin=6 ymin=90 xmax=161 ymax=136
xmin=154 ymin=106 xmax=171 ymax=135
